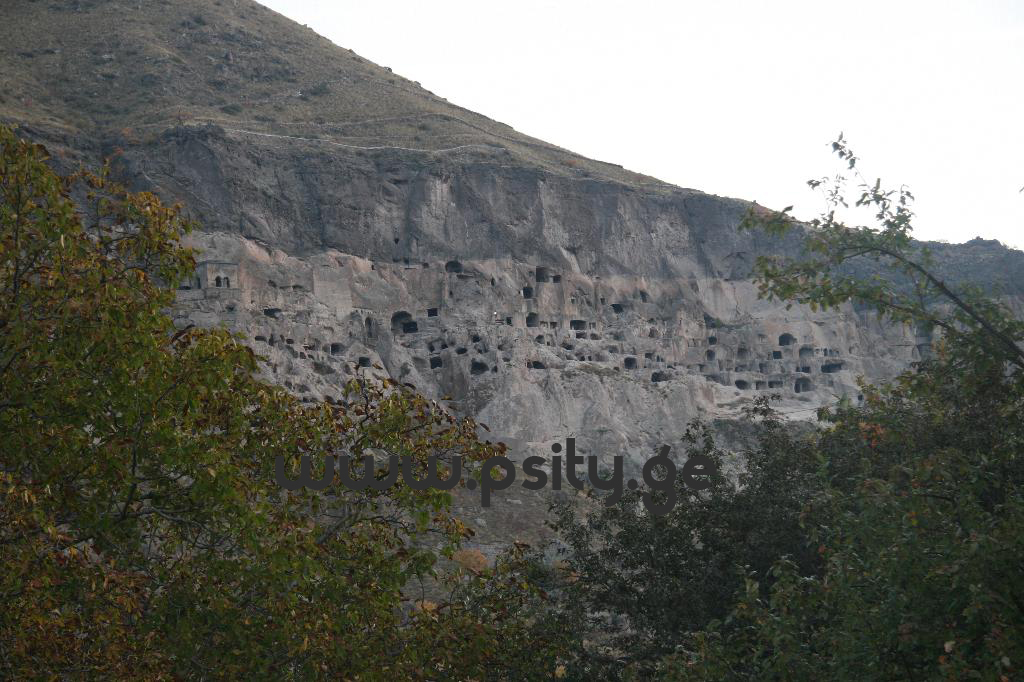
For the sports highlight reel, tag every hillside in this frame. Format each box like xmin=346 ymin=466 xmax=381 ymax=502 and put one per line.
xmin=0 ymin=0 xmax=665 ymax=189
xmin=3 ymin=0 xmax=1023 ymax=554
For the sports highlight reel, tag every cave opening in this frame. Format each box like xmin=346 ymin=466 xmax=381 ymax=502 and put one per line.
xmin=391 ymin=311 xmax=415 ymax=334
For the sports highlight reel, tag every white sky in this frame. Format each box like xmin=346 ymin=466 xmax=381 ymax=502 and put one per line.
xmin=259 ymin=0 xmax=1024 ymax=249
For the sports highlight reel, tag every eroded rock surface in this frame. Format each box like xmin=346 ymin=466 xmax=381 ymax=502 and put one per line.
xmin=174 ymin=225 xmax=918 ymax=468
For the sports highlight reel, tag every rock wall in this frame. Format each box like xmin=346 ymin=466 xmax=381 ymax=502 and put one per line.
xmin=174 ymin=224 xmax=921 ymax=477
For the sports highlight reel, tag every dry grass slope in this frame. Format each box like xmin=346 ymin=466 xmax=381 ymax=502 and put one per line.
xmin=0 ymin=0 xmax=672 ymax=189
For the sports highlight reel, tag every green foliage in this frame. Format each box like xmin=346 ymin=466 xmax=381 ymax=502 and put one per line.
xmin=740 ymin=134 xmax=1024 ymax=371
xmin=0 ymin=125 xmax=567 ymax=680
xmin=550 ymin=402 xmax=823 ymax=677
xmin=406 ymin=543 xmax=575 ymax=680
xmin=669 ymin=360 xmax=1024 ymax=680
xmin=663 ymin=139 xmax=1024 ymax=680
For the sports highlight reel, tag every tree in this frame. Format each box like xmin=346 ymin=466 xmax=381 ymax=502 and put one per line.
xmin=741 ymin=133 xmax=1024 ymax=371
xmin=549 ymin=401 xmax=823 ymax=678
xmin=666 ymin=138 xmax=1024 ymax=681
xmin=0 ymin=125 xmax=568 ymax=680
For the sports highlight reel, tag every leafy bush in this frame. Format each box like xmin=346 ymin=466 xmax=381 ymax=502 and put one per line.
xmin=0 ymin=125 xmax=566 ymax=680
xmin=663 ymin=140 xmax=1024 ymax=680
xmin=551 ymin=404 xmax=822 ymax=677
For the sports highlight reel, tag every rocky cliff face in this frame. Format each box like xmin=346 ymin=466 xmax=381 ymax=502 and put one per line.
xmin=160 ymin=123 xmax=921 ymax=463
xmin=4 ymin=0 xmax=1023 ymax=550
